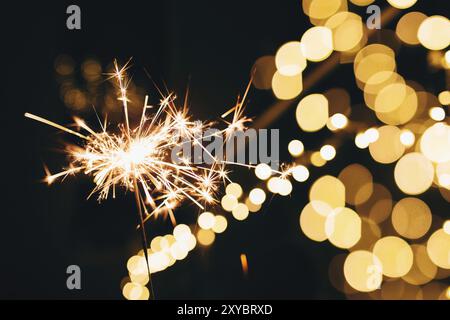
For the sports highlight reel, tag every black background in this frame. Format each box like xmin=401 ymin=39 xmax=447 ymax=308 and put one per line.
xmin=1 ymin=0 xmax=448 ymax=299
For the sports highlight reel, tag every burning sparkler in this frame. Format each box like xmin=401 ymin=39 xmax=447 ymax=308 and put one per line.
xmin=25 ymin=59 xmax=287 ymax=297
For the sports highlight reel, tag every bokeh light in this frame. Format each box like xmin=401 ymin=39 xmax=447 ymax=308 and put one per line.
xmin=272 ymin=71 xmax=303 ymax=100
xmin=292 ymin=165 xmax=309 ymax=182
xmin=221 ymin=194 xmax=239 ymax=212
xmin=338 ymin=163 xmax=373 ymax=205
xmin=226 ymin=183 xmax=243 ymax=199
xmin=330 ymin=113 xmax=348 ymax=129
xmin=417 ymin=15 xmax=450 ymax=51
xmin=288 ymin=139 xmax=305 ymax=157
xmin=373 ymin=236 xmax=413 ymax=277
xmin=197 ymin=229 xmax=216 ymax=246
xmin=252 ymin=56 xmax=276 ymax=90
xmin=325 ymin=12 xmax=364 ymax=52
xmin=198 ymin=211 xmax=216 ymax=230
xmin=275 ymin=41 xmax=307 ymax=76
xmin=320 ymin=145 xmax=336 ymax=161
xmin=356 ymin=183 xmax=392 ymax=223
xmin=232 ymin=203 xmax=250 ymax=221
xmin=396 ymin=12 xmax=427 ymax=45
xmin=391 ymin=197 xmax=432 ymax=239
xmin=296 ymin=94 xmax=329 ymax=132
xmin=400 ymin=129 xmax=415 ymax=147
xmin=255 ymin=163 xmax=272 ymax=180
xmin=344 ymin=250 xmax=383 ymax=292
xmin=438 ymin=91 xmax=450 ymax=105
xmin=386 ymin=0 xmax=417 ymax=9
xmin=300 ymin=26 xmax=334 ymax=62
xmin=249 ymin=188 xmax=266 ymax=205
xmin=394 ymin=152 xmax=434 ymax=195
xmin=212 ymin=215 xmax=228 ymax=233
xmin=310 ymin=175 xmax=345 ymax=209
xmin=426 ymin=229 xmax=450 ymax=269
xmin=420 ymin=123 xmax=450 ymax=164
xmin=300 ymin=201 xmax=331 ymax=242
xmin=403 ymin=244 xmax=437 ymax=285
xmin=325 ymin=207 xmax=362 ymax=249
xmin=429 ymin=107 xmax=446 ymax=121
xmin=310 ymin=151 xmax=327 ymax=167
xmin=368 ymin=125 xmax=405 ymax=164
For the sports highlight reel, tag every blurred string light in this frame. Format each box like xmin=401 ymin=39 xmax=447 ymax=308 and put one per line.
xmin=249 ymin=0 xmax=450 ymax=300
xmin=288 ymin=139 xmax=305 ymax=157
xmin=254 ymin=163 xmax=272 ymax=180
xmin=438 ymin=91 xmax=450 ymax=105
xmin=417 ymin=16 xmax=450 ymax=51
xmin=396 ymin=12 xmax=427 ymax=45
xmin=391 ymin=197 xmax=432 ymax=239
xmin=232 ymin=203 xmax=250 ymax=221
xmin=249 ymin=188 xmax=267 ymax=205
xmin=123 ymin=209 xmax=238 ymax=299
xmin=429 ymin=107 xmax=446 ymax=121
xmin=123 ymin=224 xmax=196 ymax=299
xmin=197 ymin=229 xmax=216 ymax=246
xmin=329 ymin=113 xmax=348 ymax=130
xmin=275 ymin=41 xmax=307 ymax=76
xmin=296 ymin=94 xmax=329 ymax=132
xmin=198 ymin=212 xmax=216 ymax=230
xmin=320 ymin=145 xmax=336 ymax=161
xmin=386 ymin=0 xmax=417 ymax=9
xmin=311 ymin=151 xmax=327 ymax=167
xmin=443 ymin=220 xmax=450 ymax=234
xmin=399 ymin=129 xmax=415 ymax=147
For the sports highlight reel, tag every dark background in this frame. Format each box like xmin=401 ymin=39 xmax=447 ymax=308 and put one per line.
xmin=1 ymin=0 xmax=448 ymax=299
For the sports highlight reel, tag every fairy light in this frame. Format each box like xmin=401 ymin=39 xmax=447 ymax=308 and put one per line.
xmin=400 ymin=129 xmax=415 ymax=147
xmin=330 ymin=113 xmax=348 ymax=129
xmin=429 ymin=107 xmax=446 ymax=121
xmin=288 ymin=140 xmax=305 ymax=157
xmin=320 ymin=145 xmax=336 ymax=161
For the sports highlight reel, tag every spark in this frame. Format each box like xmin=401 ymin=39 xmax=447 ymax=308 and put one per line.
xmin=240 ymin=253 xmax=249 ymax=276
xmin=26 ymin=60 xmax=289 ymax=299
xmin=25 ymin=59 xmax=283 ymax=227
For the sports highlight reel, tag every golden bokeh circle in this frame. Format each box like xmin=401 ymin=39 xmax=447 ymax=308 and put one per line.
xmin=386 ymin=0 xmax=417 ymax=9
xmin=344 ymin=250 xmax=383 ymax=292
xmin=272 ymin=71 xmax=303 ymax=100
xmin=300 ymin=26 xmax=334 ymax=62
xmin=391 ymin=197 xmax=432 ymax=239
xmin=338 ymin=163 xmax=373 ymax=205
xmin=418 ymin=15 xmax=450 ymax=51
xmin=275 ymin=41 xmax=307 ymax=76
xmin=373 ymin=236 xmax=414 ymax=277
xmin=309 ymin=175 xmax=345 ymax=209
xmin=396 ymin=12 xmax=428 ymax=45
xmin=394 ymin=152 xmax=434 ymax=195
xmin=252 ymin=56 xmax=276 ymax=90
xmin=299 ymin=201 xmax=331 ymax=242
xmin=325 ymin=12 xmax=364 ymax=52
xmin=427 ymin=229 xmax=450 ymax=269
xmin=369 ymin=125 xmax=405 ymax=164
xmin=420 ymin=123 xmax=450 ymax=164
xmin=296 ymin=94 xmax=329 ymax=132
xmin=325 ymin=207 xmax=362 ymax=249
xmin=402 ymin=244 xmax=437 ymax=285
